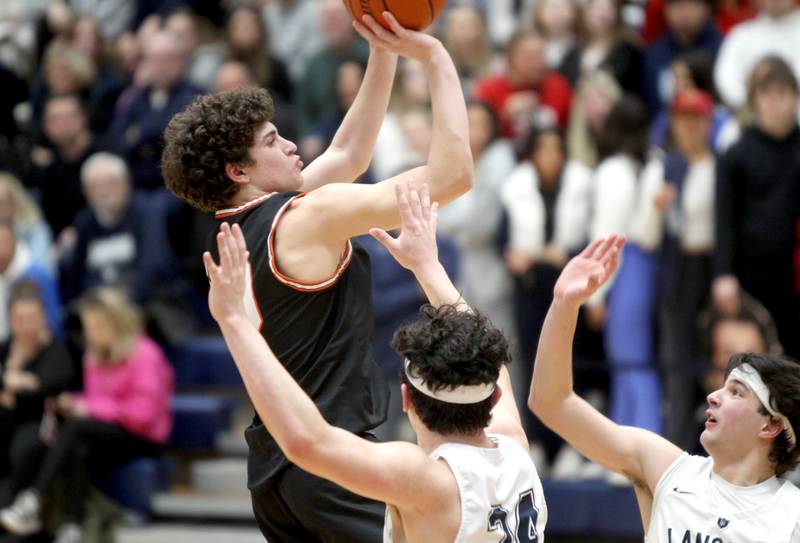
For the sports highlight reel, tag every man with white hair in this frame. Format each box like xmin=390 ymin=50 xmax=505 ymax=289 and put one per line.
xmin=58 ymin=152 xmax=172 ymax=305
xmin=530 ymin=235 xmax=800 ymax=541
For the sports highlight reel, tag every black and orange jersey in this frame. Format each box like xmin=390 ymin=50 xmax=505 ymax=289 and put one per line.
xmin=211 ymin=192 xmax=389 ymax=489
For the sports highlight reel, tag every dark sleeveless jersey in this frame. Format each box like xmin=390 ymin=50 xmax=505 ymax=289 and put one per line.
xmin=212 ymin=192 xmax=389 ymax=489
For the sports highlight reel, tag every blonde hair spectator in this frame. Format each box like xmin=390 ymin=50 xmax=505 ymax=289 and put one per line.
xmin=79 ymin=287 xmax=142 ymax=363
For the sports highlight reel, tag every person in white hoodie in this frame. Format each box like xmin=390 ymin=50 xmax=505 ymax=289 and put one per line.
xmin=714 ymin=0 xmax=800 ymax=110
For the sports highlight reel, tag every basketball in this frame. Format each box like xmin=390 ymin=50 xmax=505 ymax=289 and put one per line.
xmin=343 ymin=0 xmax=448 ymax=31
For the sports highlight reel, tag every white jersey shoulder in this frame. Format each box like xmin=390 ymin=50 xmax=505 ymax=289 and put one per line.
xmin=384 ymin=434 xmax=547 ymax=542
xmin=646 ymin=453 xmax=800 ymax=543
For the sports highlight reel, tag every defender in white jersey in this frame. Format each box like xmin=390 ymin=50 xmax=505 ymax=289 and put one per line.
xmin=202 ymin=183 xmax=547 ymax=543
xmin=528 ymin=235 xmax=800 ymax=542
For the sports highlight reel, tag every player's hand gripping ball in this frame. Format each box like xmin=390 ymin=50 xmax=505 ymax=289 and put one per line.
xmin=342 ymin=0 xmax=448 ymax=30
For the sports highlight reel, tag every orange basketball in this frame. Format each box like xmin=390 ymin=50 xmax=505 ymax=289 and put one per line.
xmin=343 ymin=0 xmax=448 ymax=31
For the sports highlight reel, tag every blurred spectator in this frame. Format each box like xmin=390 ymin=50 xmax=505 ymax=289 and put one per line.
xmin=713 ymin=56 xmax=800 ymax=358
xmin=0 ymin=173 xmax=53 ymax=273
xmin=372 ymin=59 xmax=433 ymax=180
xmin=262 ymin=0 xmax=324 ymax=83
xmin=27 ymin=94 xmax=96 ymax=239
xmin=528 ymin=0 xmax=579 ymax=72
xmin=213 ymin=60 xmax=300 ymax=145
xmin=219 ymin=5 xmax=293 ymax=102
xmin=0 ymin=1 xmax=50 ymax=81
xmin=714 ymin=0 xmax=800 ymax=109
xmin=649 ymin=50 xmax=740 ymax=152
xmin=106 ymin=29 xmax=202 ymax=191
xmin=438 ymin=101 xmax=518 ymax=344
xmin=501 ymin=126 xmax=592 ymax=460
xmin=68 ymin=16 xmax=127 ymax=133
xmin=0 ymin=63 xmax=28 ymax=142
xmin=0 ymin=222 xmax=61 ymax=344
xmin=637 ymin=90 xmax=716 ymax=449
xmin=566 ymin=69 xmax=622 ymax=166
xmin=587 ymin=96 xmax=663 ymax=435
xmin=163 ymin=7 xmax=220 ymax=92
xmin=643 ymin=0 xmax=721 ymax=116
xmin=61 ymin=0 xmax=135 ymax=41
xmin=474 ymin=30 xmax=573 ymax=138
xmin=0 ymin=282 xmax=73 ymax=500
xmin=643 ymin=0 xmax=760 ymax=43
xmin=560 ymin=0 xmax=644 ymax=95
xmin=0 ymin=287 xmax=174 ymax=543
xmin=301 ymin=59 xmax=366 ymax=163
xmin=58 ymin=153 xmax=174 ymax=306
xmin=29 ymin=41 xmax=97 ymax=130
xmin=295 ymin=0 xmax=368 ymax=136
xmin=440 ymin=4 xmax=494 ymax=97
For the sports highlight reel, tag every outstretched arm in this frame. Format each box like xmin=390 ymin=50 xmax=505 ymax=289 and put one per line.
xmin=528 ymin=236 xmax=681 ymax=491
xmin=371 ymin=183 xmax=527 ymax=451
xmin=205 ymin=224 xmax=451 ymax=512
xmin=300 ymin=43 xmax=398 ymax=190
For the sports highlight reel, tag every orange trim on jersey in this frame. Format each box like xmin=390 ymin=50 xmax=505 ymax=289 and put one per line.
xmin=215 ymin=193 xmax=276 ymax=219
xmin=268 ymin=193 xmax=353 ymax=293
xmin=248 ymin=262 xmax=264 ymax=331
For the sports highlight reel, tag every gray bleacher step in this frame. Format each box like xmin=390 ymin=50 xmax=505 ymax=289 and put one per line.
xmin=150 ymin=493 xmax=253 ymax=521
xmin=190 ymin=458 xmax=248 ymax=494
xmin=117 ymin=523 xmax=263 ymax=543
xmin=215 ymin=429 xmax=249 ymax=456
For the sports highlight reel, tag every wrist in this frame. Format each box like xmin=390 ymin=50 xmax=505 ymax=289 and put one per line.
xmin=421 ymin=41 xmax=447 ymax=67
xmin=412 ymin=260 xmax=446 ymax=282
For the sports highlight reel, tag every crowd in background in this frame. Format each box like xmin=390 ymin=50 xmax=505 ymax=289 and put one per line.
xmin=0 ymin=0 xmax=798 ymax=539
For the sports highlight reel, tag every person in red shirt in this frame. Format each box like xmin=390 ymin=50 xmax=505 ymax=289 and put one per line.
xmin=474 ymin=30 xmax=572 ymax=138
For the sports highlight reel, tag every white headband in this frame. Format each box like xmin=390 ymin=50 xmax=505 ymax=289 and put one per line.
xmin=729 ymin=364 xmax=796 ymax=449
xmin=404 ymin=359 xmax=496 ymax=405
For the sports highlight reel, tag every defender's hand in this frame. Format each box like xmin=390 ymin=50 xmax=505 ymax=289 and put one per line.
xmin=204 ymin=223 xmax=250 ymax=323
xmin=554 ymin=236 xmax=625 ymax=308
xmin=370 ymin=182 xmax=439 ymax=275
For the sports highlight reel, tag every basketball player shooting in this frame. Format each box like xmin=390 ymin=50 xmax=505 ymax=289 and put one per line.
xmin=529 ymin=235 xmax=800 ymax=541
xmin=163 ymin=10 xmax=473 ymax=542
xmin=204 ymin=182 xmax=547 ymax=543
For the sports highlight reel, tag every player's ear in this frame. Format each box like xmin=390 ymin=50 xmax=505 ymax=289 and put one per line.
xmin=225 ymin=162 xmax=250 ymax=184
xmin=490 ymin=385 xmax=502 ymax=408
xmin=401 ymin=383 xmax=411 ymax=413
xmin=760 ymin=415 xmax=786 ymax=442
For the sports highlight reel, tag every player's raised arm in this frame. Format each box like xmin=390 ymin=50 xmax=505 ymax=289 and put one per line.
xmin=299 ymin=43 xmax=398 ymax=190
xmin=371 ymin=182 xmax=528 ymax=450
xmin=528 ymin=236 xmax=682 ymax=492
xmin=205 ymin=223 xmax=453 ymax=512
xmin=280 ymin=12 xmax=473 ymax=247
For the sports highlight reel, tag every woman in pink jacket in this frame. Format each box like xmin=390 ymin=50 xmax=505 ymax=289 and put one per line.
xmin=0 ymin=287 xmax=174 ymax=543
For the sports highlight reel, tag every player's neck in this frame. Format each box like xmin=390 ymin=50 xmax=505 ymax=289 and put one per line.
xmin=417 ymin=429 xmax=495 ymax=454
xmin=230 ymin=185 xmax=271 ymax=207
xmin=711 ymin=450 xmax=776 ymax=486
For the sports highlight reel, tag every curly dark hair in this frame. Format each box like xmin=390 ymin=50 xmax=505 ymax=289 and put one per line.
xmin=726 ymin=352 xmax=800 ymax=476
xmin=391 ymin=304 xmax=510 ymax=435
xmin=161 ymin=87 xmax=274 ymax=212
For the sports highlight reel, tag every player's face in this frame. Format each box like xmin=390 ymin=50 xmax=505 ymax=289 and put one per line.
xmin=700 ymin=376 xmax=769 ymax=456
xmin=244 ymin=122 xmax=304 ymax=192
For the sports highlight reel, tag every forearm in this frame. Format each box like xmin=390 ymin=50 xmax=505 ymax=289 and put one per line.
xmin=412 ymin=261 xmax=466 ymax=310
xmin=424 ymin=45 xmax=473 ymax=202
xmin=328 ymin=48 xmax=398 ymax=175
xmin=528 ymin=300 xmax=580 ymax=417
xmin=217 ymin=315 xmax=331 ymax=460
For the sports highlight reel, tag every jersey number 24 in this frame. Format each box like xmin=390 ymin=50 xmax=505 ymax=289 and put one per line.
xmin=488 ymin=489 xmax=540 ymax=542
